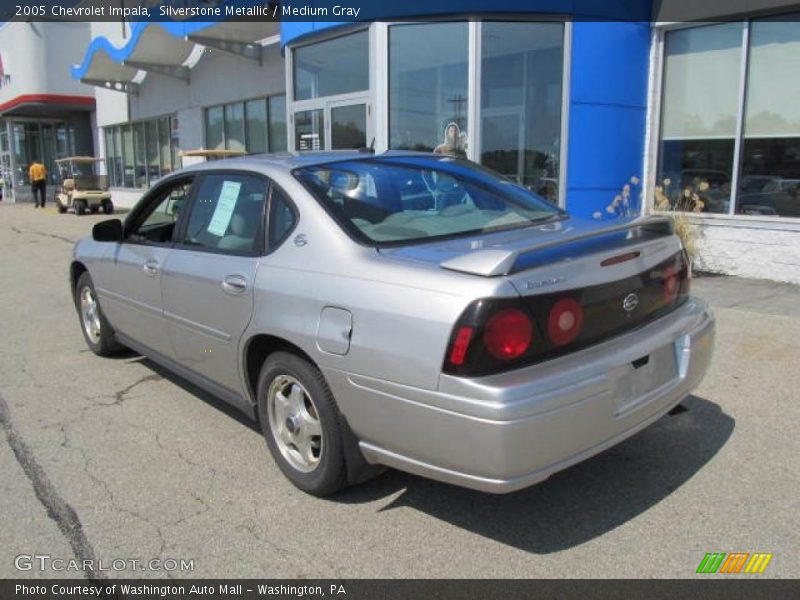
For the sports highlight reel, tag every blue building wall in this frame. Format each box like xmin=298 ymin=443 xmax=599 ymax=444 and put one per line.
xmin=566 ymin=21 xmax=650 ymax=217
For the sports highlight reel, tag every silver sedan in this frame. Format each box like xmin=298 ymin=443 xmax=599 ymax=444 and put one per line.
xmin=71 ymin=152 xmax=715 ymax=496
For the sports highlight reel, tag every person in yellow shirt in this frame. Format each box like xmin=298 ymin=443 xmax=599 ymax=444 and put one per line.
xmin=29 ymin=160 xmax=47 ymax=208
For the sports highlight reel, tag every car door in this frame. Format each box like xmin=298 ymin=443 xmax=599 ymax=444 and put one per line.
xmin=160 ymin=171 xmax=270 ymax=395
xmin=96 ymin=177 xmax=194 ymax=359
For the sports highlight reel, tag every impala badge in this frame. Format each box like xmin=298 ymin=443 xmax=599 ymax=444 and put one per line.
xmin=623 ymin=293 xmax=639 ymax=313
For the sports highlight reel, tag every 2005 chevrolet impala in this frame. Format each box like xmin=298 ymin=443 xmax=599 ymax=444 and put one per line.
xmin=71 ymin=152 xmax=715 ymax=496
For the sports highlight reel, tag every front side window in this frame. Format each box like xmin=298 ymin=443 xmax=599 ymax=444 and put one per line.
xmin=389 ymin=23 xmax=469 ymax=155
xmin=182 ymin=173 xmax=267 ymax=255
xmin=293 ymin=30 xmax=369 ymax=101
xmin=295 ymin=157 xmax=561 ymax=245
xmin=127 ymin=179 xmax=193 ymax=245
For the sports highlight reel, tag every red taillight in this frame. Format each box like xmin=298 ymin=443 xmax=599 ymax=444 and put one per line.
xmin=483 ymin=309 xmax=533 ymax=360
xmin=547 ymin=298 xmax=584 ymax=347
xmin=448 ymin=326 xmax=474 ymax=366
xmin=663 ymin=265 xmax=679 ymax=303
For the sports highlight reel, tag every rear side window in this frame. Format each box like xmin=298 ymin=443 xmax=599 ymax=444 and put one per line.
xmin=181 ymin=173 xmax=267 ymax=255
xmin=268 ymin=187 xmax=297 ymax=250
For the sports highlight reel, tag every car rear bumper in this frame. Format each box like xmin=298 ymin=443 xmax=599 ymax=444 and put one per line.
xmin=324 ymin=297 xmax=715 ymax=494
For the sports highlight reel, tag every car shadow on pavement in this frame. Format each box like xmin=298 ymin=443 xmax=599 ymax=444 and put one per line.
xmin=333 ymin=395 xmax=734 ymax=553
xmin=132 ymin=356 xmax=261 ymax=433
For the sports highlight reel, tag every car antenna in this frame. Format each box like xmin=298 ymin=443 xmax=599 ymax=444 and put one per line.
xmin=359 ymin=138 xmax=376 ymax=154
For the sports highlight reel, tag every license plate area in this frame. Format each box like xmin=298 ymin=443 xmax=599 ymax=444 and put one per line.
xmin=612 ymin=344 xmax=678 ymax=416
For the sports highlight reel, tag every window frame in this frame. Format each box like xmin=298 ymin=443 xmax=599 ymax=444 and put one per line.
xmin=286 ymin=19 xmax=571 ymax=207
xmin=649 ymin=18 xmax=800 ymax=223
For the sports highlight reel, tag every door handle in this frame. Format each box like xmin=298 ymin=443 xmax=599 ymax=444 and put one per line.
xmin=221 ymin=274 xmax=248 ymax=295
xmin=143 ymin=259 xmax=159 ymax=276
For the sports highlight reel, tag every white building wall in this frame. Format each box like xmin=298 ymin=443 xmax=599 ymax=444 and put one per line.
xmin=0 ymin=21 xmax=93 ymax=105
xmin=689 ymin=216 xmax=800 ymax=285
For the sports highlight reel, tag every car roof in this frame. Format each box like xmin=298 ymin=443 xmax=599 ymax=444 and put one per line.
xmin=177 ymin=150 xmax=438 ymax=174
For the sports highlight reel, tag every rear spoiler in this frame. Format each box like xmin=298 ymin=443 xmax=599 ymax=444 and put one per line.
xmin=440 ymin=217 xmax=675 ymax=277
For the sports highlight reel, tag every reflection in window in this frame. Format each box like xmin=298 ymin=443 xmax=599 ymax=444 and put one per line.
xmin=480 ymin=22 xmax=564 ymax=203
xmin=246 ymin=99 xmax=268 ymax=154
xmin=103 ymin=116 xmax=178 ymax=189
xmin=738 ymin=17 xmax=800 ymax=217
xmin=268 ymin=95 xmax=287 ymax=152
xmin=293 ymin=30 xmax=369 ymax=101
xmin=389 ymin=23 xmax=469 ymax=154
xmin=658 ymin=23 xmax=742 ymax=214
xmin=295 ymin=109 xmax=324 ymax=151
xmin=205 ymin=96 xmax=285 ymax=154
xmin=225 ymin=102 xmax=245 ymax=152
xmin=205 ymin=106 xmax=224 ymax=150
xmin=331 ymin=104 xmax=367 ymax=149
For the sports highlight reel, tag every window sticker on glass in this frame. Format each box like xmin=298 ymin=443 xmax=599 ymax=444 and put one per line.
xmin=207 ymin=180 xmax=242 ymax=236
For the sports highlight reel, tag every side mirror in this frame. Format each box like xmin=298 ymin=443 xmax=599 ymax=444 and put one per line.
xmin=92 ymin=219 xmax=123 ymax=243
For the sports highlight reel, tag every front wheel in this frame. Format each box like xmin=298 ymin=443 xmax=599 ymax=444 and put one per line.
xmin=257 ymin=352 xmax=349 ymax=496
xmin=75 ymin=272 xmax=123 ymax=356
xmin=102 ymin=200 xmax=114 ymax=215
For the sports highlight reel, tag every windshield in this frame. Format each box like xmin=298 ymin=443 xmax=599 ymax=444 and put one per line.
xmin=294 ymin=156 xmax=562 ymax=245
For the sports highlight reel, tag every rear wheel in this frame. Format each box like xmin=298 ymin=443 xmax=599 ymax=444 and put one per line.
xmin=75 ymin=272 xmax=123 ymax=356
xmin=102 ymin=200 xmax=114 ymax=215
xmin=74 ymin=199 xmax=86 ymax=216
xmin=257 ymin=352 xmax=349 ymax=496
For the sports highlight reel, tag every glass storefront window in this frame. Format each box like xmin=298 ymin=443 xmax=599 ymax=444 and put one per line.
xmin=295 ymin=109 xmax=324 ymax=151
xmin=245 ymin=99 xmax=268 ymax=154
xmin=293 ymin=30 xmax=369 ymax=101
xmin=146 ymin=120 xmax=160 ymax=184
xmin=268 ymin=95 xmax=287 ymax=153
xmin=122 ymin=125 xmax=135 ymax=188
xmin=159 ymin=116 xmax=172 ymax=177
xmin=205 ymin=106 xmax=224 ymax=151
xmin=224 ymin=102 xmax=245 ymax=152
xmin=389 ymin=23 xmax=469 ymax=155
xmin=331 ymin=104 xmax=367 ymax=150
xmin=134 ymin=122 xmax=147 ymax=188
xmin=105 ymin=115 xmax=176 ymax=189
xmin=658 ymin=23 xmax=742 ymax=214
xmin=480 ymin=22 xmax=564 ymax=203
xmin=738 ymin=17 xmax=800 ymax=217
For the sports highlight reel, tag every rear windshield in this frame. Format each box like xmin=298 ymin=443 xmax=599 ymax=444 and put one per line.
xmin=294 ymin=156 xmax=562 ymax=245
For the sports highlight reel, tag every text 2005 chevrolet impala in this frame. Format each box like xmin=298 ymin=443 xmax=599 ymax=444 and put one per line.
xmin=71 ymin=152 xmax=715 ymax=496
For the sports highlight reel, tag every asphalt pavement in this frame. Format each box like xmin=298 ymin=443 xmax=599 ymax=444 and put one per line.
xmin=1 ymin=202 xmax=798 ymax=578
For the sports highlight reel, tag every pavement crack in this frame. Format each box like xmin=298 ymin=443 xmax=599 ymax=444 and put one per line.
xmin=102 ymin=374 xmax=162 ymax=407
xmin=0 ymin=389 xmax=105 ymax=582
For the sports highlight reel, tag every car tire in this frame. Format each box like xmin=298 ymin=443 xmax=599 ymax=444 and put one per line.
xmin=74 ymin=199 xmax=86 ymax=216
xmin=257 ymin=351 xmax=349 ymax=496
xmin=74 ymin=272 xmax=123 ymax=356
xmin=102 ymin=200 xmax=114 ymax=215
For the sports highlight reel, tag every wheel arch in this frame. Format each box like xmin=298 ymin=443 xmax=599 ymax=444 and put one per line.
xmin=242 ymin=333 xmax=316 ymax=407
xmin=70 ymin=261 xmax=88 ymax=299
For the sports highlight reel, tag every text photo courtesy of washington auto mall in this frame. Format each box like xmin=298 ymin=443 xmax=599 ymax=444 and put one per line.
xmin=0 ymin=0 xmax=798 ymax=599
